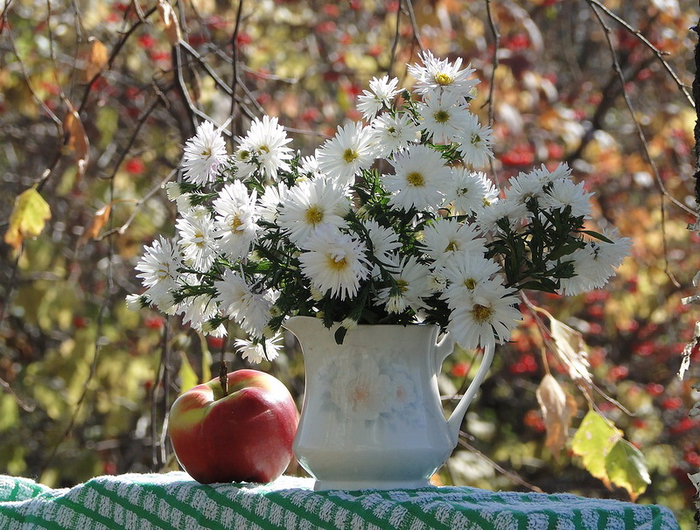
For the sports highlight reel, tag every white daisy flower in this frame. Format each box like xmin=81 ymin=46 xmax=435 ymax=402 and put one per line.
xmin=456 ymin=113 xmax=494 ymax=168
xmin=447 ymin=282 xmax=521 ymax=351
xmin=177 ymin=291 xmax=221 ymax=334
xmin=446 ymin=168 xmax=488 ymax=215
xmin=278 ymin=177 xmax=350 ymax=245
xmin=299 ymin=154 xmax=323 ymax=178
xmin=214 ymin=270 xmax=277 ymax=337
xmin=542 ymin=178 xmax=593 ymax=218
xmin=212 ymin=181 xmax=260 ymax=261
xmin=135 ymin=236 xmax=183 ymax=313
xmin=375 ymin=256 xmax=431 ymax=314
xmin=316 ymin=122 xmax=376 ymax=187
xmin=383 ymin=144 xmax=451 ymax=212
xmin=477 ymin=197 xmax=529 ymax=235
xmin=422 ymin=218 xmax=487 ymax=267
xmin=357 ymin=75 xmax=400 ymax=119
xmin=362 ymin=219 xmax=402 ymax=271
xmin=258 ymin=182 xmax=289 ymax=223
xmin=438 ymin=252 xmax=503 ymax=304
xmin=559 ymin=230 xmax=631 ymax=296
xmin=236 ymin=115 xmax=293 ymax=180
xmin=298 ymin=225 xmax=370 ymax=301
xmin=214 ymin=269 xmax=249 ymax=318
xmin=234 ymin=334 xmax=284 ymax=363
xmin=370 ymin=112 xmax=421 ymax=157
xmin=181 ymin=121 xmax=228 ymax=186
xmin=408 ymin=50 xmax=478 ymax=98
xmin=176 ymin=207 xmax=218 ymax=272
xmin=416 ymin=92 xmax=472 ymax=144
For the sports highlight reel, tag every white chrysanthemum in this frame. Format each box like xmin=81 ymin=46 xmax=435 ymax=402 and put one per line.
xmin=559 ymin=231 xmax=631 ymax=296
xmin=298 ymin=225 xmax=370 ymax=301
xmin=357 ymin=75 xmax=400 ymax=119
xmin=408 ymin=50 xmax=478 ymax=98
xmin=278 ymin=177 xmax=350 ymax=245
xmin=416 ymin=92 xmax=472 ymax=144
xmin=177 ymin=292 xmax=221 ymax=335
xmin=214 ymin=270 xmax=277 ymax=337
xmin=370 ymin=113 xmax=421 ymax=157
xmin=236 ymin=115 xmax=293 ymax=179
xmin=316 ymin=122 xmax=376 ymax=186
xmin=383 ymin=144 xmax=451 ymax=212
xmin=422 ymin=218 xmax=487 ymax=267
xmin=299 ymin=154 xmax=323 ymax=178
xmin=234 ymin=334 xmax=283 ymax=363
xmin=476 ymin=197 xmax=529 ymax=235
xmin=181 ymin=121 xmax=228 ymax=185
xmin=447 ymin=283 xmax=522 ymax=351
xmin=176 ymin=207 xmax=218 ymax=272
xmin=258 ymin=182 xmax=289 ymax=223
xmin=375 ymin=256 xmax=431 ymax=314
xmin=446 ymin=168 xmax=488 ymax=215
xmin=456 ymin=113 xmax=494 ymax=168
xmin=542 ymin=178 xmax=593 ymax=218
xmin=135 ymin=236 xmax=182 ymax=313
xmin=438 ymin=252 xmax=503 ymax=304
xmin=524 ymin=163 xmax=572 ymax=187
xmin=362 ymin=219 xmax=402 ymax=270
xmin=212 ymin=181 xmax=260 ymax=261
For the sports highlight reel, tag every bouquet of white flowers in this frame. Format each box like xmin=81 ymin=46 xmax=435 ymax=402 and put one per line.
xmin=131 ymin=51 xmax=630 ymax=363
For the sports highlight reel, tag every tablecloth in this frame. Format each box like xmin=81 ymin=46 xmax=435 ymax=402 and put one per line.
xmin=0 ymin=472 xmax=679 ymax=529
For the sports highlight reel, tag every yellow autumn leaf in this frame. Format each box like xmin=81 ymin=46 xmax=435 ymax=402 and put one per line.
xmin=63 ymin=103 xmax=90 ymax=180
xmin=83 ymin=36 xmax=109 ymax=83
xmin=4 ymin=186 xmax=51 ymax=250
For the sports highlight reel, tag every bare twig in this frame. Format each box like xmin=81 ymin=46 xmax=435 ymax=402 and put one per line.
xmin=484 ymin=0 xmax=500 ymax=129
xmin=229 ymin=0 xmax=245 ymax=144
xmin=586 ymin=0 xmax=694 ymax=107
xmin=403 ymin=0 xmax=424 ymax=53
xmin=692 ymin=22 xmax=700 ymax=205
xmin=388 ymin=0 xmax=402 ymax=76
xmin=590 ymin=2 xmax=687 ymax=288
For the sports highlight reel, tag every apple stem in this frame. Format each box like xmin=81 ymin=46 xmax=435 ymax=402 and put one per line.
xmin=219 ymin=358 xmax=228 ymax=397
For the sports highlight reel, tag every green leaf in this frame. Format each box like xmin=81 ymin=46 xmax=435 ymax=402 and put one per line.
xmin=571 ymin=410 xmax=621 ymax=487
xmin=605 ymin=439 xmax=650 ymax=501
xmin=178 ymin=352 xmax=199 ymax=394
xmin=4 ymin=186 xmax=51 ymax=250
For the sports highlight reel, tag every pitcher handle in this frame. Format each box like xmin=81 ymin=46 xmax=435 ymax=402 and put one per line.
xmin=436 ymin=336 xmax=495 ymax=445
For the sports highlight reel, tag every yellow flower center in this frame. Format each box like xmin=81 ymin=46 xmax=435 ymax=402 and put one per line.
xmin=230 ymin=215 xmax=244 ymax=231
xmin=471 ymin=133 xmax=481 ymax=145
xmin=471 ymin=303 xmax=494 ymax=324
xmin=193 ymin=231 xmax=206 ymax=247
xmin=435 ymin=72 xmax=452 ymax=86
xmin=327 ymin=255 xmax=349 ymax=271
xmin=406 ymin=171 xmax=425 ymax=187
xmin=464 ymin=278 xmax=477 ymax=290
xmin=200 ymin=148 xmax=212 ymax=157
xmin=258 ymin=145 xmax=270 ymax=154
xmin=445 ymin=241 xmax=458 ymax=252
xmin=239 ymin=150 xmax=250 ymax=161
xmin=305 ymin=206 xmax=324 ymax=225
xmin=434 ymin=110 xmax=450 ymax=124
xmin=396 ymin=278 xmax=409 ymax=293
xmin=343 ymin=148 xmax=358 ymax=163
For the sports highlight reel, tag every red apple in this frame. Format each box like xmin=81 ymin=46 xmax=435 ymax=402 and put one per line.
xmin=168 ymin=369 xmax=299 ymax=484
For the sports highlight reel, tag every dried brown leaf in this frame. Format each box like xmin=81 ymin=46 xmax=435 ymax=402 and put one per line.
xmin=158 ymin=0 xmax=181 ymax=46
xmin=80 ymin=203 xmax=112 ymax=244
xmin=549 ymin=317 xmax=592 ymax=385
xmin=63 ymin=102 xmax=89 ymax=180
xmin=536 ymin=374 xmax=577 ymax=457
xmin=83 ymin=37 xmax=108 ymax=83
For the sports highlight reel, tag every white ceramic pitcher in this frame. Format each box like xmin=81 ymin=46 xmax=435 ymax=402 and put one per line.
xmin=283 ymin=316 xmax=494 ymax=491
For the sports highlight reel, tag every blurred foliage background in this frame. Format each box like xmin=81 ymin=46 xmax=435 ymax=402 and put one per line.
xmin=1 ymin=0 xmax=700 ymax=527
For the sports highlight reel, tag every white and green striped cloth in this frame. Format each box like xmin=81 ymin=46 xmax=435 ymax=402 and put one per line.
xmin=0 ymin=472 xmax=679 ymax=529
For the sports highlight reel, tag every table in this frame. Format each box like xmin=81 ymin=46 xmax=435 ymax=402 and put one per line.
xmin=0 ymin=472 xmax=679 ymax=529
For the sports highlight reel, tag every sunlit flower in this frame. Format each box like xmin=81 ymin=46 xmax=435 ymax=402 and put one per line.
xmin=476 ymin=198 xmax=528 ymax=235
xmin=422 ymin=218 xmax=487 ymax=267
xmin=316 ymin=122 xmax=376 ymax=186
xmin=383 ymin=144 xmax=451 ymax=212
xmin=362 ymin=219 xmax=402 ymax=272
xmin=299 ymin=225 xmax=370 ymax=301
xmin=408 ymin=50 xmax=478 ymax=98
xmin=456 ymin=113 xmax=494 ymax=168
xmin=178 ymin=291 xmax=222 ymax=335
xmin=235 ymin=115 xmax=293 ymax=179
xmin=417 ymin=92 xmax=472 ymax=144
xmin=182 ymin=121 xmax=228 ymax=185
xmin=176 ymin=207 xmax=218 ymax=272
xmin=543 ymin=178 xmax=593 ymax=218
xmin=447 ymin=283 xmax=521 ymax=351
xmin=375 ymin=256 xmax=431 ymax=314
xmin=258 ymin=182 xmax=289 ymax=222
xmin=558 ymin=230 xmax=631 ymax=296
xmin=234 ymin=334 xmax=283 ymax=363
xmin=357 ymin=75 xmax=400 ymax=119
xmin=370 ymin=112 xmax=421 ymax=157
xmin=135 ymin=236 xmax=182 ymax=313
xmin=213 ymin=181 xmax=260 ymax=260
xmin=446 ymin=168 xmax=488 ymax=215
xmin=278 ymin=177 xmax=350 ymax=245
xmin=438 ymin=252 xmax=503 ymax=304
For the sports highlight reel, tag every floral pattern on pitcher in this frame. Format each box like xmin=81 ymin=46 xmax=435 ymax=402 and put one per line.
xmin=321 ymin=350 xmax=422 ymax=425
